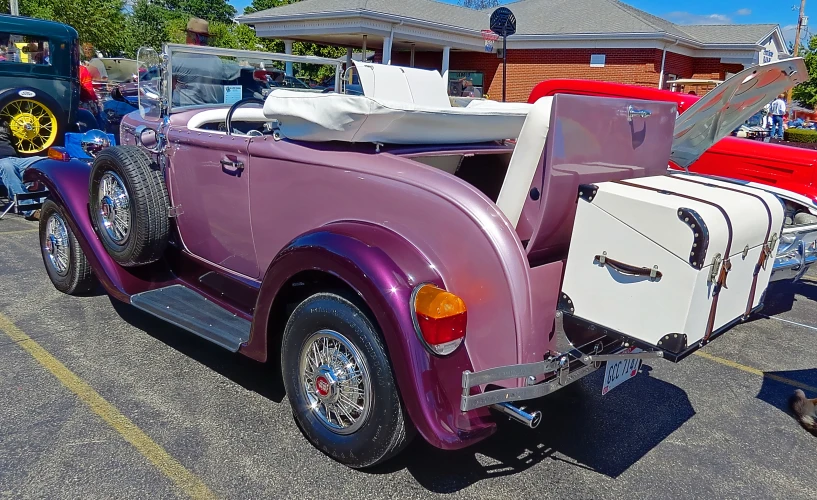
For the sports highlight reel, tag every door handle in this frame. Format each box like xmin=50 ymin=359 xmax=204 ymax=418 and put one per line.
xmin=220 ymin=159 xmax=244 ymax=172
xmin=627 ymin=105 xmax=652 ymax=122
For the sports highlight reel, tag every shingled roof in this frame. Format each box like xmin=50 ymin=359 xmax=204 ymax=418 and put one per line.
xmin=239 ymin=0 xmax=778 ymax=46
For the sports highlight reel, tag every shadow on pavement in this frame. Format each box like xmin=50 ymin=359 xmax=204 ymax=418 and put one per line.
xmin=376 ymin=365 xmax=694 ymax=493
xmin=756 ymin=368 xmax=817 ymax=414
xmin=762 ymin=278 xmax=817 ymax=316
xmin=109 ymin=298 xmax=286 ymax=403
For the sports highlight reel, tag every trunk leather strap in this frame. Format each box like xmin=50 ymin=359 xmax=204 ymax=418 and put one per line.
xmin=613 ymin=179 xmax=733 ymax=342
xmin=668 ymin=175 xmax=773 ymax=318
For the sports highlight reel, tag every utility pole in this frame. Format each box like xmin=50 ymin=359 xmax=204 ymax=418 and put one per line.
xmin=9 ymin=0 xmax=18 ymax=15
xmin=790 ymin=0 xmax=807 ymax=106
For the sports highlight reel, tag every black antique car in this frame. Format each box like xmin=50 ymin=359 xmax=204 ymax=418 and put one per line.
xmin=0 ymin=14 xmax=79 ymax=155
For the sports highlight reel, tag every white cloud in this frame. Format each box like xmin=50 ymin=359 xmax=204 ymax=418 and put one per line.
xmin=665 ymin=11 xmax=733 ymax=25
xmin=736 ymin=8 xmax=752 ymax=16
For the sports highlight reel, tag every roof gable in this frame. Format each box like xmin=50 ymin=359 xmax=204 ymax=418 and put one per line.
xmin=239 ymin=0 xmax=780 ymax=46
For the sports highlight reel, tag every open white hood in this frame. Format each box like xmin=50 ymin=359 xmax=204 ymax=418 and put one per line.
xmin=670 ymin=58 xmax=808 ymax=169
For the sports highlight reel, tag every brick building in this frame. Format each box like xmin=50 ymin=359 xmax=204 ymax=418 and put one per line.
xmin=239 ymin=0 xmax=789 ymax=102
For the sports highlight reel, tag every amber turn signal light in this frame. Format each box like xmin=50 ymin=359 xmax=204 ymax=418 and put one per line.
xmin=413 ymin=283 xmax=467 ymax=356
xmin=47 ymin=147 xmax=70 ymax=161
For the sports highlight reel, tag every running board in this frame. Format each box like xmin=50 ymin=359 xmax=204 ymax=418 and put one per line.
xmin=130 ymin=285 xmax=250 ymax=352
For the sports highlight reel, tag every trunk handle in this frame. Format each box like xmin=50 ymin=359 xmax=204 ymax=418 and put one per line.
xmin=595 ymin=252 xmax=662 ymax=281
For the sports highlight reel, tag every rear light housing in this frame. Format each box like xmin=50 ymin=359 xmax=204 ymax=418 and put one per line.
xmin=412 ymin=283 xmax=467 ymax=356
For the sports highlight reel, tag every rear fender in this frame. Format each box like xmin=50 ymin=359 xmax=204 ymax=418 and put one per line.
xmin=247 ymin=221 xmax=496 ymax=450
xmin=23 ymin=158 xmax=172 ymax=302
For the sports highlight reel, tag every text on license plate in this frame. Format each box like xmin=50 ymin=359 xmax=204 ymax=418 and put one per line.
xmin=602 ymin=347 xmax=642 ymax=395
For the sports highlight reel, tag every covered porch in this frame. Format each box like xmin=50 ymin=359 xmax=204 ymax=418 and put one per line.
xmin=242 ymin=13 xmax=492 ymax=95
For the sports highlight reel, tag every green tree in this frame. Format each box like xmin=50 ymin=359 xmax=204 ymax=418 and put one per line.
xmin=792 ymin=35 xmax=817 ymax=109
xmin=1 ymin=0 xmax=129 ymax=54
xmin=243 ymin=0 xmax=298 ymax=15
xmin=159 ymin=0 xmax=236 ymax=24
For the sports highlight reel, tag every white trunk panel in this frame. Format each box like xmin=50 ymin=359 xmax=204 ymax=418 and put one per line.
xmin=562 ymin=174 xmax=784 ymax=353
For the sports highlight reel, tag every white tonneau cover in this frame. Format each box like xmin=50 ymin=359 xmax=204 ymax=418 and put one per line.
xmin=262 ymin=62 xmax=534 ymax=144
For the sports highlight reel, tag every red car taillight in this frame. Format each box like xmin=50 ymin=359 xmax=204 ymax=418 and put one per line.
xmin=412 ymin=284 xmax=467 ymax=356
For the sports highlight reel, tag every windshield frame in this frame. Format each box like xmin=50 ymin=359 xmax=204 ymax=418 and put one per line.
xmin=164 ymin=43 xmax=343 ymax=114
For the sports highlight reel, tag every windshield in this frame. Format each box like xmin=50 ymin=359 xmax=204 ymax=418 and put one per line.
xmin=166 ymin=44 xmax=342 ymax=111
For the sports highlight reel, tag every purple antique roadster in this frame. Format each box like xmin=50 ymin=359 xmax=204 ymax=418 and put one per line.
xmin=25 ymin=44 xmax=809 ymax=468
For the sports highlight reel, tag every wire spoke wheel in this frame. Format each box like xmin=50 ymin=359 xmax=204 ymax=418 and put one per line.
xmin=97 ymin=171 xmax=131 ymax=245
xmin=43 ymin=211 xmax=71 ymax=277
xmin=299 ymin=329 xmax=373 ymax=435
xmin=0 ymin=98 xmax=58 ymax=154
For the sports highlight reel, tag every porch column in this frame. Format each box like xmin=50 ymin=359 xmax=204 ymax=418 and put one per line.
xmin=284 ymin=40 xmax=293 ymax=76
xmin=442 ymin=46 xmax=451 ymax=82
xmin=383 ymin=34 xmax=393 ymax=65
xmin=362 ymin=35 xmax=367 ymax=62
xmin=346 ymin=47 xmax=353 ymax=69
xmin=410 ymin=44 xmax=416 ymax=67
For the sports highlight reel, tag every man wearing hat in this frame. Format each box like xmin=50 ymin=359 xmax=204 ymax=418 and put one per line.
xmin=172 ymin=17 xmax=225 ymax=106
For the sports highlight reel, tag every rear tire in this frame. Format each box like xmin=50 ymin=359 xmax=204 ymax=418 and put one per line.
xmin=39 ymin=200 xmax=97 ymax=295
xmin=281 ymin=293 xmax=412 ymax=468
xmin=89 ymin=145 xmax=169 ymax=267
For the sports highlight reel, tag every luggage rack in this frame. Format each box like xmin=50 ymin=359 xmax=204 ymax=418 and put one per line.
xmin=460 ymin=342 xmax=662 ymax=412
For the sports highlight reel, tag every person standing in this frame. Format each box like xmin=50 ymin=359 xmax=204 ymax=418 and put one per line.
xmin=770 ymin=93 xmax=787 ymax=140
xmin=171 ymin=18 xmax=225 ymax=107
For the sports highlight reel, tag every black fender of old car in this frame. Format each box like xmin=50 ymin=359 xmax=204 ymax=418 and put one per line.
xmin=23 ymin=157 xmax=173 ymax=301
xmin=247 ymin=221 xmax=497 ymax=450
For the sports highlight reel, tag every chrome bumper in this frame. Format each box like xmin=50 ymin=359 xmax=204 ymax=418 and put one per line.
xmin=770 ymin=223 xmax=817 ymax=282
xmin=460 ymin=348 xmax=663 ymax=412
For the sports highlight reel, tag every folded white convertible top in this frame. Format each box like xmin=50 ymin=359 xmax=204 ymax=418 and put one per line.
xmin=262 ymin=61 xmax=534 ymax=144
xmin=262 ymin=91 xmax=534 ymax=144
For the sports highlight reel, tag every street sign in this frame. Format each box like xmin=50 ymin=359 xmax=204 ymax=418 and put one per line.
xmin=490 ymin=7 xmax=516 ymax=37
xmin=489 ymin=7 xmax=516 ymax=102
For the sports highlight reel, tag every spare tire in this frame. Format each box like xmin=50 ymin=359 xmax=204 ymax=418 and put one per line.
xmin=89 ymin=145 xmax=169 ymax=267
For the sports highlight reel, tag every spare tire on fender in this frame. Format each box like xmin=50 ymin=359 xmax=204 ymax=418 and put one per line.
xmin=89 ymin=145 xmax=169 ymax=267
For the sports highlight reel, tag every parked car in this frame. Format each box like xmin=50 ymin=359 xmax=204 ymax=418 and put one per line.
xmin=0 ymin=15 xmax=81 ymax=155
xmin=529 ymin=77 xmax=817 ymax=282
xmin=25 ymin=47 xmax=810 ymax=468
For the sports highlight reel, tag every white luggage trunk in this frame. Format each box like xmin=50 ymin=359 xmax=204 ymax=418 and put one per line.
xmin=561 ymin=173 xmax=783 ymax=357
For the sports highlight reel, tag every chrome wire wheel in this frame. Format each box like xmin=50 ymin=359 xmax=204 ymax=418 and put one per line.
xmin=43 ymin=212 xmax=70 ymax=277
xmin=97 ymin=171 xmax=131 ymax=244
xmin=299 ymin=329 xmax=373 ymax=435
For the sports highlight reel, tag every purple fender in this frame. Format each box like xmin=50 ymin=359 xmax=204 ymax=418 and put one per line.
xmin=246 ymin=221 xmax=496 ymax=450
xmin=23 ymin=158 xmax=174 ymax=302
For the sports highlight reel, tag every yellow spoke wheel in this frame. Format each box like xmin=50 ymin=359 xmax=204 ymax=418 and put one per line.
xmin=0 ymin=98 xmax=58 ymax=154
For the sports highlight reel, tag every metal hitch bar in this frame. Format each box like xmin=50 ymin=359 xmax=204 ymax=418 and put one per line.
xmin=461 ymin=348 xmax=663 ymax=412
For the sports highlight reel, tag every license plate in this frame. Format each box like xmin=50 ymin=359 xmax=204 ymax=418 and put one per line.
xmin=602 ymin=347 xmax=642 ymax=395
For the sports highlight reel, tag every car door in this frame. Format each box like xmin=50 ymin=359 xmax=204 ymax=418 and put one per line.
xmin=165 ymin=127 xmax=258 ymax=278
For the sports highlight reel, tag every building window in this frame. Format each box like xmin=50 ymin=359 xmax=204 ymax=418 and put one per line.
xmin=590 ymin=54 xmax=606 ymax=68
xmin=448 ymin=71 xmax=484 ymax=97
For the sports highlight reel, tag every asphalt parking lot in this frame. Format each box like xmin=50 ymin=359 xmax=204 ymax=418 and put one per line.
xmin=1 ymin=214 xmax=816 ymax=499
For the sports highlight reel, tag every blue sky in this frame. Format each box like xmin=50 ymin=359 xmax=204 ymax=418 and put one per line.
xmin=229 ymin=0 xmax=803 ymax=45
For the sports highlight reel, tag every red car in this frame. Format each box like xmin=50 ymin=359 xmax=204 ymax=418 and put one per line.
xmin=529 ymin=80 xmax=816 ymax=204
xmin=530 ymin=79 xmax=817 ymax=281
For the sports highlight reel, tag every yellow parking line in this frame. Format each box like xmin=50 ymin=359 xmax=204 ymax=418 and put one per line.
xmin=0 ymin=313 xmax=217 ymax=500
xmin=0 ymin=229 xmax=39 ymax=235
xmin=694 ymin=350 xmax=817 ymax=393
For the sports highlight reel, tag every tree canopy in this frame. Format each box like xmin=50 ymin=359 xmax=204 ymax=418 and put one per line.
xmin=792 ymin=36 xmax=817 ymax=109
xmin=0 ymin=0 xmax=347 ymax=78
